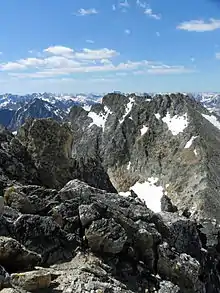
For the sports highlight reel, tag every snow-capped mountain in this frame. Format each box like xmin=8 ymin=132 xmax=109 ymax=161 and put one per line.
xmin=190 ymin=92 xmax=220 ymax=115
xmin=1 ymin=92 xmax=220 ymax=131
xmin=0 ymin=93 xmax=102 ymax=130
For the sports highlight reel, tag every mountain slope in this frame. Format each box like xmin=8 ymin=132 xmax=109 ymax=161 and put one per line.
xmin=8 ymin=98 xmax=67 ymax=131
xmin=69 ymin=93 xmax=220 ymax=221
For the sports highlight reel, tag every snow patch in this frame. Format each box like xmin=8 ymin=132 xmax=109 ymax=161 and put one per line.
xmin=140 ymin=125 xmax=149 ymax=136
xmin=184 ymin=136 xmax=198 ymax=149
xmin=119 ymin=97 xmax=135 ymax=124
xmin=202 ymin=113 xmax=220 ymax=130
xmin=83 ymin=105 xmax=92 ymax=112
xmin=0 ymin=100 xmax=10 ymax=108
xmin=44 ymin=103 xmax=53 ymax=112
xmin=119 ymin=191 xmax=131 ymax=197
xmin=194 ymin=149 xmax=198 ymax=156
xmin=88 ymin=106 xmax=112 ymax=130
xmin=12 ymin=131 xmax=17 ymax=135
xmin=120 ymin=177 xmax=163 ymax=213
xmin=155 ymin=113 xmax=161 ymax=120
xmin=127 ymin=161 xmax=131 ymax=170
xmin=162 ymin=113 xmax=188 ymax=135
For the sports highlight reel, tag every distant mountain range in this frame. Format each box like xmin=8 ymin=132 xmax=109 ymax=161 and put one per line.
xmin=0 ymin=93 xmax=102 ymax=131
xmin=1 ymin=92 xmax=220 ymax=131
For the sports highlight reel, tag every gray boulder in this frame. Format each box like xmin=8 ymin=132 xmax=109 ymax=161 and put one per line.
xmin=0 ymin=236 xmax=41 ymax=272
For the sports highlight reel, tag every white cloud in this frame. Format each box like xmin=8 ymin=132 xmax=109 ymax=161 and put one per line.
xmin=144 ymin=8 xmax=161 ymax=20
xmin=216 ymin=52 xmax=220 ymax=59
xmin=44 ymin=46 xmax=74 ymax=56
xmin=136 ymin=0 xmax=146 ymax=8
xmin=156 ymin=32 xmax=160 ymax=37
xmin=177 ymin=19 xmax=220 ymax=32
xmin=147 ymin=65 xmax=194 ymax=75
xmin=1 ymin=62 xmax=26 ymax=71
xmin=100 ymin=59 xmax=112 ymax=64
xmin=76 ymin=8 xmax=98 ymax=16
xmin=112 ymin=4 xmax=116 ymax=11
xmin=125 ymin=29 xmax=131 ymax=35
xmin=74 ymin=48 xmax=119 ymax=60
xmin=1 ymin=45 xmax=194 ymax=79
xmin=119 ymin=0 xmax=130 ymax=8
xmin=86 ymin=40 xmax=94 ymax=44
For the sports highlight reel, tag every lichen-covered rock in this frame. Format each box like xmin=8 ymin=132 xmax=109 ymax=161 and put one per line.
xmin=11 ymin=270 xmax=51 ymax=291
xmin=79 ymin=204 xmax=101 ymax=227
xmin=85 ymin=218 xmax=127 ymax=254
xmin=4 ymin=184 xmax=58 ymax=215
xmin=4 ymin=187 xmax=34 ymax=214
xmin=12 ymin=214 xmax=78 ymax=265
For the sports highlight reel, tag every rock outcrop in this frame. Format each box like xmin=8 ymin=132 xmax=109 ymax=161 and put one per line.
xmin=0 ymin=178 xmax=219 ymax=292
xmin=16 ymin=118 xmax=116 ymax=192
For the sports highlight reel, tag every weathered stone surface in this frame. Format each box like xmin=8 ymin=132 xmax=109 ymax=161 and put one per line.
xmin=4 ymin=187 xmax=34 ymax=214
xmin=16 ymin=118 xmax=116 ymax=192
xmin=85 ymin=218 xmax=127 ymax=254
xmin=0 ymin=236 xmax=41 ymax=272
xmin=154 ymin=212 xmax=202 ymax=259
xmin=0 ymin=288 xmax=25 ymax=293
xmin=11 ymin=270 xmax=51 ymax=291
xmin=157 ymin=242 xmax=205 ymax=293
xmin=158 ymin=281 xmax=181 ymax=293
xmin=48 ymin=252 xmax=149 ymax=293
xmin=0 ymin=126 xmax=39 ymax=197
xmin=0 ymin=265 xmax=10 ymax=290
xmin=79 ymin=204 xmax=101 ymax=227
xmin=12 ymin=214 xmax=78 ymax=265
xmin=161 ymin=195 xmax=178 ymax=213
xmin=17 ymin=118 xmax=74 ymax=189
xmin=69 ymin=93 xmax=220 ymax=222
xmin=4 ymin=184 xmax=58 ymax=215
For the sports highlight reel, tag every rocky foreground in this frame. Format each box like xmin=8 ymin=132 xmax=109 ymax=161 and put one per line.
xmin=1 ymin=93 xmax=220 ymax=292
xmin=1 ymin=179 xmax=220 ymax=293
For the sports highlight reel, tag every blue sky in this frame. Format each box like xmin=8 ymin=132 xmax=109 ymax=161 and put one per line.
xmin=0 ymin=0 xmax=220 ymax=94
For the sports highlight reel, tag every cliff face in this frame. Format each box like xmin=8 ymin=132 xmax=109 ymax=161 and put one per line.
xmin=69 ymin=93 xmax=220 ymax=221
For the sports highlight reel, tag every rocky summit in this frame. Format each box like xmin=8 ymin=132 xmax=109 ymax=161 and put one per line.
xmin=1 ymin=93 xmax=220 ymax=292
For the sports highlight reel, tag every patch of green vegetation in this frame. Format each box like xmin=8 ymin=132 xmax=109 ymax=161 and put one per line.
xmin=4 ymin=186 xmax=15 ymax=204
